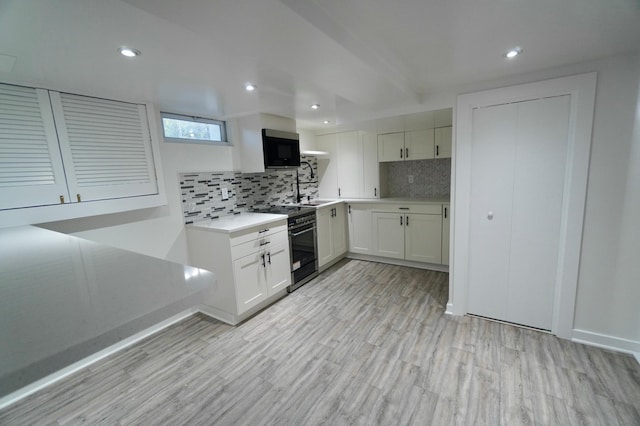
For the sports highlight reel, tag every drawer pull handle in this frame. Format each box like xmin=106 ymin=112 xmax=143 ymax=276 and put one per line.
xmin=260 ymin=240 xmax=270 ymax=246
xmin=399 ymin=207 xmax=409 ymax=210
xmin=258 ymin=228 xmax=269 ymax=233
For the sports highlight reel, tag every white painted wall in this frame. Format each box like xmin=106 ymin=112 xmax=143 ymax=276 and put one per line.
xmin=39 ymin=112 xmax=240 ymax=265
xmin=573 ymin=54 xmax=640 ymax=343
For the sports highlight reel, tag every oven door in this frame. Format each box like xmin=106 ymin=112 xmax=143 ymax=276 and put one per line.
xmin=288 ymin=223 xmax=317 ymax=289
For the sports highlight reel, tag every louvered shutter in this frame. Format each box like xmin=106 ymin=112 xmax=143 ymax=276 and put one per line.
xmin=50 ymin=92 xmax=158 ymax=202
xmin=0 ymin=84 xmax=70 ymax=209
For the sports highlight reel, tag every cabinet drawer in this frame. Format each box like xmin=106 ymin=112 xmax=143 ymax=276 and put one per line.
xmin=231 ymin=229 xmax=288 ymax=260
xmin=371 ymin=203 xmax=442 ymax=215
xmin=230 ymin=222 xmax=287 ymax=247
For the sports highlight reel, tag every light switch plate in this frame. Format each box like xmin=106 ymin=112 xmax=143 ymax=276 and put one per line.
xmin=221 ymin=187 xmax=229 ymax=200
xmin=408 ymin=175 xmax=414 ymax=183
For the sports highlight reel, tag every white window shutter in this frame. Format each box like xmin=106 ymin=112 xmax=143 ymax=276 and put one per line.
xmin=0 ymin=84 xmax=70 ymax=210
xmin=50 ymin=92 xmax=158 ymax=202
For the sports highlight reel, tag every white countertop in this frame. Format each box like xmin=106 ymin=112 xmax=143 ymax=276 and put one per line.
xmin=0 ymin=226 xmax=216 ymax=398
xmin=187 ymin=212 xmax=287 ymax=234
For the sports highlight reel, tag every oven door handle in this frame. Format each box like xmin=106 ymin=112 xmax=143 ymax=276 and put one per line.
xmin=289 ymin=227 xmax=315 ymax=237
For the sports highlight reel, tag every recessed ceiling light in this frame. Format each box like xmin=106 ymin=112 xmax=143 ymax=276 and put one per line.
xmin=118 ymin=47 xmax=141 ymax=58
xmin=504 ymin=47 xmax=522 ymax=59
xmin=245 ymin=83 xmax=256 ymax=92
xmin=323 ymin=120 xmax=330 ymax=124
xmin=311 ymin=104 xmax=320 ymax=110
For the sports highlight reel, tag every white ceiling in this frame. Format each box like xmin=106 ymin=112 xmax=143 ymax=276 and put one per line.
xmin=1 ymin=0 xmax=639 ymax=129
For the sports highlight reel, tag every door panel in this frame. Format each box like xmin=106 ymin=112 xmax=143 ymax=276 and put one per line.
xmin=404 ymin=213 xmax=442 ymax=263
xmin=506 ymin=96 xmax=570 ymax=329
xmin=372 ymin=212 xmax=404 ymax=259
xmin=467 ymin=103 xmax=517 ymax=322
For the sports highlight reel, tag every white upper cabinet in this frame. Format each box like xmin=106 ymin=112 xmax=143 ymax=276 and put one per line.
xmin=435 ymin=126 xmax=452 ymax=158
xmin=361 ymin=132 xmax=379 ymax=198
xmin=318 ymin=131 xmax=379 ymax=199
xmin=377 ymin=132 xmax=404 ymax=162
xmin=405 ymin=129 xmax=435 ymax=160
xmin=0 ymin=84 xmax=70 ymax=210
xmin=336 ymin=131 xmax=361 ymax=198
xmin=0 ymin=82 xmax=164 ymax=224
xmin=49 ymin=92 xmax=158 ymax=203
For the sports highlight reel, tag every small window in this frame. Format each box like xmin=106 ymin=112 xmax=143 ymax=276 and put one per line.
xmin=161 ymin=112 xmax=228 ymax=145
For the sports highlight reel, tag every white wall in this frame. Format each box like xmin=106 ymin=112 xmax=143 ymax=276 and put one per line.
xmin=40 ymin=112 xmax=240 ymax=265
xmin=573 ymin=54 xmax=640 ymax=343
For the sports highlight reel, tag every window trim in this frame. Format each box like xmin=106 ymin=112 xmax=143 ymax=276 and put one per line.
xmin=161 ymin=112 xmax=229 ymax=146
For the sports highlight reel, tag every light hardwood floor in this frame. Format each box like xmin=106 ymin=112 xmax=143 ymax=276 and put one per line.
xmin=1 ymin=259 xmax=639 ymax=425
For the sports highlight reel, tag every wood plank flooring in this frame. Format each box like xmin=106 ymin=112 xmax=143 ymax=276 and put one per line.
xmin=1 ymin=259 xmax=639 ymax=425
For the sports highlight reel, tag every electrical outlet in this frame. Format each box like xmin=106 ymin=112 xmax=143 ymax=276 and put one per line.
xmin=408 ymin=175 xmax=414 ymax=184
xmin=221 ymin=187 xmax=229 ymax=200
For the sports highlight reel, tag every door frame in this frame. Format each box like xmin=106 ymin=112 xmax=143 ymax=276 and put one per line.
xmin=448 ymin=73 xmax=597 ymax=339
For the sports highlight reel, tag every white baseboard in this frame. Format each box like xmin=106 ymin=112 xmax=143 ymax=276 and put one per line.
xmin=346 ymin=253 xmax=449 ymax=272
xmin=445 ymin=302 xmax=455 ymax=315
xmin=0 ymin=307 xmax=199 ymax=411
xmin=572 ymin=329 xmax=640 ymax=356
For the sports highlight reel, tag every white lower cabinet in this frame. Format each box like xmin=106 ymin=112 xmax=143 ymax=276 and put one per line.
xmin=317 ymin=203 xmax=347 ymax=269
xmin=347 ymin=203 xmax=374 ymax=255
xmin=186 ymin=218 xmax=291 ymax=324
xmin=368 ymin=204 xmax=443 ymax=264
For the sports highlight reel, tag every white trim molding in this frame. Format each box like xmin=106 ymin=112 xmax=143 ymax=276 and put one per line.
xmin=449 ymin=73 xmax=597 ymax=340
xmin=572 ymin=329 xmax=640 ymax=356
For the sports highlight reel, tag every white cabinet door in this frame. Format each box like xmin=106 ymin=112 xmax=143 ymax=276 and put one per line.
xmin=361 ymin=132 xmax=379 ymax=198
xmin=316 ymin=206 xmax=333 ymax=267
xmin=435 ymin=127 xmax=452 ymax=158
xmin=405 ymin=129 xmax=434 ymax=160
xmin=0 ymin=84 xmax=70 ymax=210
xmin=332 ymin=203 xmax=347 ymax=257
xmin=404 ymin=214 xmax=442 ymax=263
xmin=264 ymin=241 xmax=291 ymax=295
xmin=378 ymin=132 xmax=404 ymax=162
xmin=442 ymin=204 xmax=450 ymax=266
xmin=348 ymin=204 xmax=373 ymax=254
xmin=372 ymin=212 xmax=404 ymax=259
xmin=49 ymin=92 xmax=158 ymax=202
xmin=316 ymin=134 xmax=339 ymax=198
xmin=336 ymin=131 xmax=361 ymax=198
xmin=233 ymin=252 xmax=268 ymax=314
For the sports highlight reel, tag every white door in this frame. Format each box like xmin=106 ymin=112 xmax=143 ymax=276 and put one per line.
xmin=372 ymin=212 xmax=404 ymax=259
xmin=332 ymin=204 xmax=347 ymax=256
xmin=378 ymin=132 xmax=404 ymax=162
xmin=442 ymin=204 xmax=451 ymax=266
xmin=316 ymin=206 xmax=333 ymax=267
xmin=405 ymin=129 xmax=434 ymax=160
xmin=435 ymin=127 xmax=452 ymax=158
xmin=361 ymin=132 xmax=380 ymax=198
xmin=264 ymin=242 xmax=291 ymax=295
xmin=348 ymin=204 xmax=373 ymax=254
xmin=336 ymin=131 xmax=361 ymax=198
xmin=233 ymin=252 xmax=268 ymax=314
xmin=404 ymin=213 xmax=442 ymax=263
xmin=467 ymin=95 xmax=570 ymax=330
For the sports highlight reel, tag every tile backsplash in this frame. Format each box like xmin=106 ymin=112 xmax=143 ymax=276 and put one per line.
xmin=180 ymin=156 xmax=318 ymax=224
xmin=387 ymin=158 xmax=451 ymax=198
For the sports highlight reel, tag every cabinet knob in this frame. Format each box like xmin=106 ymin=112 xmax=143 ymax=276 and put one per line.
xmin=487 ymin=211 xmax=494 ymax=220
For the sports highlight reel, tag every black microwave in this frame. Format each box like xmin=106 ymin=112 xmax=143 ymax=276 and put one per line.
xmin=262 ymin=129 xmax=301 ymax=169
